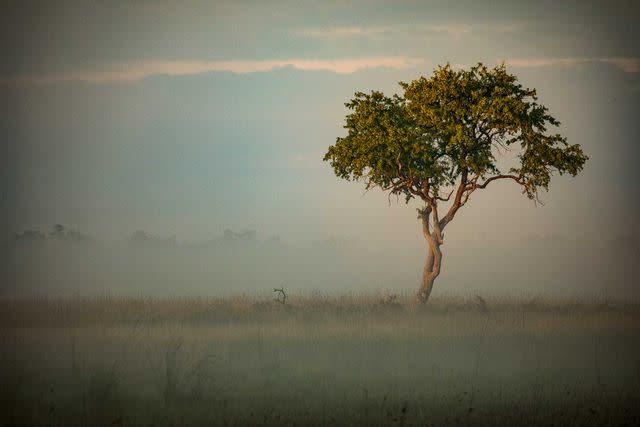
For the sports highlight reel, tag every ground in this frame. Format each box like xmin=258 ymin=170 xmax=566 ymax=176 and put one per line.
xmin=1 ymin=294 xmax=639 ymax=426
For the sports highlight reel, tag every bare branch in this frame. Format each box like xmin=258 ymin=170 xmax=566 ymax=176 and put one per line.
xmin=460 ymin=187 xmax=475 ymax=206
xmin=438 ymin=169 xmax=468 ymax=230
xmin=476 ymin=174 xmax=522 ymax=189
xmin=435 ymin=188 xmax=455 ymax=202
xmin=273 ymin=287 xmax=287 ymax=305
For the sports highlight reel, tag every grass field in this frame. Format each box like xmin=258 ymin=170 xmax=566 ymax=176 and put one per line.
xmin=1 ymin=294 xmax=639 ymax=426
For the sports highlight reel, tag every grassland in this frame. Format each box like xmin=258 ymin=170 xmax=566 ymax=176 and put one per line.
xmin=1 ymin=294 xmax=639 ymax=426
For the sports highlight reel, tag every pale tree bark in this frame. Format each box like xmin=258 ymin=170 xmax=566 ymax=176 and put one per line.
xmin=418 ymin=239 xmax=442 ymax=303
xmin=417 ymin=207 xmax=444 ymax=304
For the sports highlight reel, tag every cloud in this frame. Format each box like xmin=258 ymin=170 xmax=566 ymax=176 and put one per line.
xmin=298 ymin=26 xmax=394 ymax=39
xmin=297 ymin=23 xmax=524 ymax=39
xmin=2 ymin=57 xmax=424 ymax=85
xmin=506 ymin=57 xmax=640 ymax=73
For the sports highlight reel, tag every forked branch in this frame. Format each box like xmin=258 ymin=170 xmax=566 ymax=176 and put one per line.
xmin=437 ymin=173 xmax=526 ymax=229
xmin=273 ymin=286 xmax=287 ymax=305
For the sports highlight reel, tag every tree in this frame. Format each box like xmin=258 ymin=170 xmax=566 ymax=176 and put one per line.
xmin=50 ymin=224 xmax=65 ymax=239
xmin=323 ymin=63 xmax=587 ymax=303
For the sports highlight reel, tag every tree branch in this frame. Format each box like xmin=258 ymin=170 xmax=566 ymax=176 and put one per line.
xmin=435 ymin=188 xmax=455 ymax=202
xmin=475 ymin=174 xmax=522 ymax=189
xmin=438 ymin=169 xmax=468 ymax=230
xmin=456 ymin=174 xmax=524 ymax=208
xmin=431 ymin=206 xmax=444 ymax=244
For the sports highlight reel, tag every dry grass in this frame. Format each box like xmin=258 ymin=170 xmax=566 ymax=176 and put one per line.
xmin=0 ymin=293 xmax=635 ymax=325
xmin=1 ymin=294 xmax=639 ymax=426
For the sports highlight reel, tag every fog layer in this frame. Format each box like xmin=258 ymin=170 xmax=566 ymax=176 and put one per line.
xmin=2 ymin=226 xmax=637 ymax=299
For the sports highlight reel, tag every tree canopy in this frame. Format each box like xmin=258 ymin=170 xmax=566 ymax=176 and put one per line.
xmin=324 ymin=63 xmax=588 ymax=217
xmin=324 ymin=63 xmax=588 ymax=302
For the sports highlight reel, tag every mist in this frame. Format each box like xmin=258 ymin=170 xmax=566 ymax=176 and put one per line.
xmin=2 ymin=223 xmax=637 ymax=299
xmin=2 ymin=65 xmax=639 ymax=300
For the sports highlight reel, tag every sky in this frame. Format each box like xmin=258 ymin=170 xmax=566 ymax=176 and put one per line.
xmin=1 ymin=0 xmax=639 ymax=297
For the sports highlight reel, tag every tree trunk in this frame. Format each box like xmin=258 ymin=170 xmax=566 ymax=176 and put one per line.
xmin=417 ymin=241 xmax=442 ymax=304
xmin=417 ymin=207 xmax=444 ymax=304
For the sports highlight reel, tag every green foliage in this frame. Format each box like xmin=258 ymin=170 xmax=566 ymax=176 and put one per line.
xmin=324 ymin=63 xmax=587 ymax=203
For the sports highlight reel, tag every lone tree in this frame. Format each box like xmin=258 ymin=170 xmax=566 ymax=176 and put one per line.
xmin=323 ymin=63 xmax=587 ymax=303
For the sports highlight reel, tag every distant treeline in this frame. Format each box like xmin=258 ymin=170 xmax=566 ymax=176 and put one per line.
xmin=7 ymin=225 xmax=287 ymax=249
xmin=1 ymin=223 xmax=367 ymax=298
